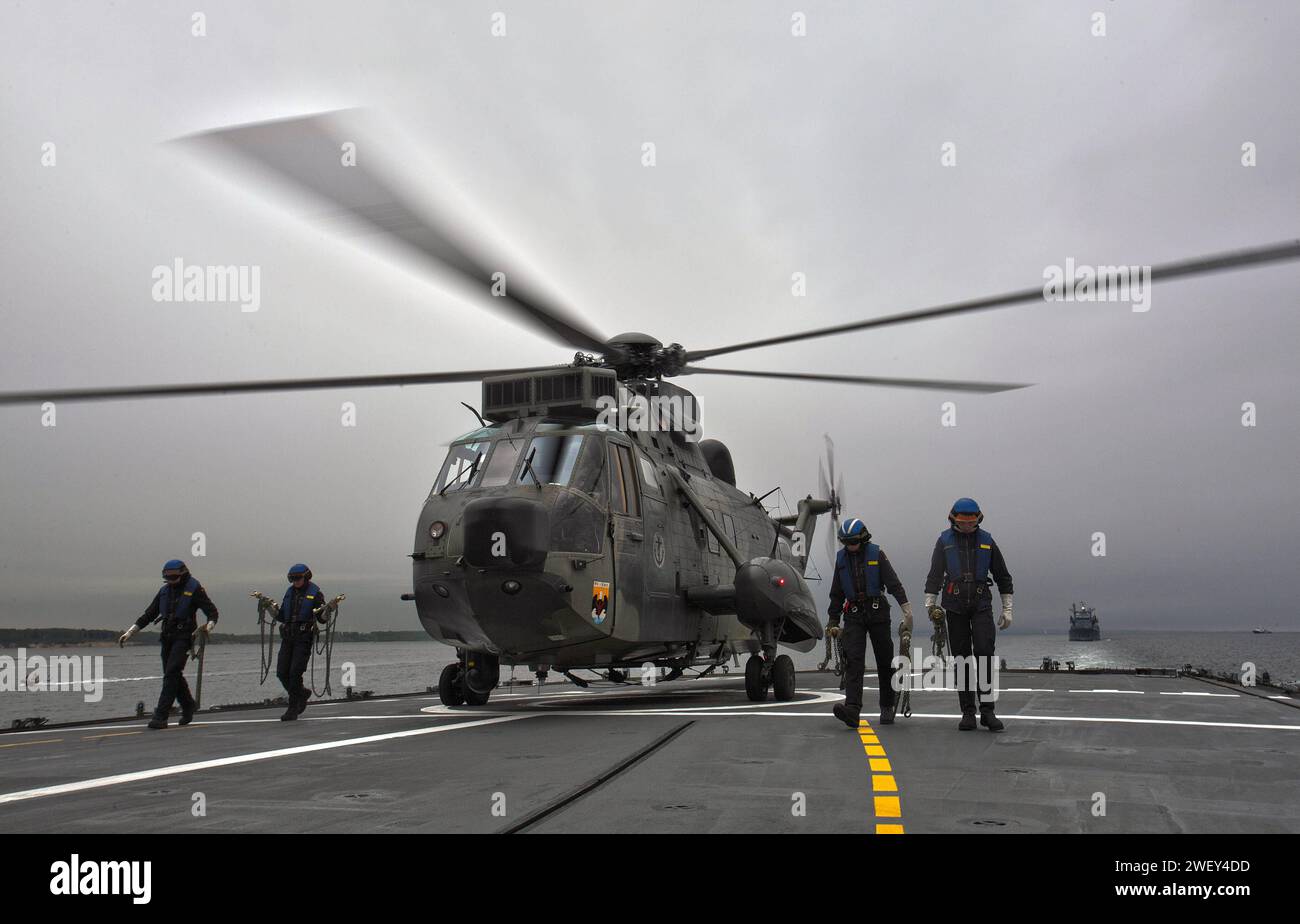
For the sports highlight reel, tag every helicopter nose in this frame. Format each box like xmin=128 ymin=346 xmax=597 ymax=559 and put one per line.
xmin=462 ymin=496 xmax=549 ymax=570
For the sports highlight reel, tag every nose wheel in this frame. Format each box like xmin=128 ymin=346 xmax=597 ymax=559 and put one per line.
xmin=744 ymin=652 xmax=797 ymax=702
xmin=438 ymin=657 xmax=495 ymax=706
xmin=438 ymin=662 xmax=465 ymax=706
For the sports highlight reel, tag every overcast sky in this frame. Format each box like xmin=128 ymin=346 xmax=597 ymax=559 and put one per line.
xmin=1 ymin=1 xmax=1298 ymax=634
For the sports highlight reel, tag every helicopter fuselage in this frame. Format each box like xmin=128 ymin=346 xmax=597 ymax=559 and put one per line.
xmin=411 ymin=412 xmax=823 ymax=674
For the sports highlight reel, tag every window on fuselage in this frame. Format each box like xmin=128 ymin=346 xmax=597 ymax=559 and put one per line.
xmin=637 ymin=452 xmax=662 ymax=496
xmin=608 ymin=442 xmax=641 ymax=517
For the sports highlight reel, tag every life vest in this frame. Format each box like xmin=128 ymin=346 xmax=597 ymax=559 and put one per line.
xmin=835 ymin=544 xmax=882 ymax=600
xmin=157 ymin=577 xmax=200 ymax=628
xmin=281 ymin=582 xmax=323 ymax=623
xmin=941 ymin=528 xmax=993 ymax=583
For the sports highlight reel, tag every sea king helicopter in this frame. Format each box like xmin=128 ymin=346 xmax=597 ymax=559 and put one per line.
xmin=2 ymin=112 xmax=1297 ymax=706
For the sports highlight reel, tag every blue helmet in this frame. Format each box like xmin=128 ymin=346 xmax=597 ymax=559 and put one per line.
xmin=837 ymin=517 xmax=870 ymax=544
xmin=287 ymin=563 xmax=312 ymax=581
xmin=949 ymin=497 xmax=983 ymax=531
xmin=161 ymin=559 xmax=188 ymax=582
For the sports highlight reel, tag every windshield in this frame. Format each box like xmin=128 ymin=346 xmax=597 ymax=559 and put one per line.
xmin=434 ymin=440 xmax=488 ymax=494
xmin=480 ymin=435 xmax=526 ymax=487
xmin=517 ymin=435 xmax=584 ymax=487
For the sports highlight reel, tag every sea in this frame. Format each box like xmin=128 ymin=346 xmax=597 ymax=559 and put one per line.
xmin=3 ymin=631 xmax=1298 ymax=726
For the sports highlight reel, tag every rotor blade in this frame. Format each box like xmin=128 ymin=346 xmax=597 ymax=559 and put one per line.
xmin=682 ymin=366 xmax=1030 ymax=393
xmin=686 ymin=239 xmax=1300 ymax=362
xmin=0 ymin=365 xmax=560 ymax=406
xmin=177 ymin=111 xmax=610 ymax=355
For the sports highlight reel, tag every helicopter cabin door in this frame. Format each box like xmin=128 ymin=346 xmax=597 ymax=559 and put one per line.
xmin=607 ymin=440 xmax=645 ymax=635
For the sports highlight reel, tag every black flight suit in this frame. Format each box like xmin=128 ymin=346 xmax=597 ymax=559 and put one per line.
xmin=828 ymin=548 xmax=908 ymax=720
xmin=135 ymin=582 xmax=219 ymax=720
xmin=276 ymin=582 xmax=325 ymax=707
xmin=924 ymin=530 xmax=1013 ymax=716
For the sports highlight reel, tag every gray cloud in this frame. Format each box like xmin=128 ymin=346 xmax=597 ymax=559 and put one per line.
xmin=1 ymin=1 xmax=1297 ymax=633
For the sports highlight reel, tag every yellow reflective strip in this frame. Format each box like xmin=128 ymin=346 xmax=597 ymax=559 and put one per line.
xmin=872 ymin=775 xmax=898 ymax=793
xmin=875 ymin=823 xmax=905 ymax=834
xmin=980 ymin=544 xmax=991 ymax=549
xmin=183 ymin=592 xmax=193 ymax=596
xmin=867 ymin=560 xmax=878 ymax=565
xmin=874 ymin=796 xmax=901 ymax=818
xmin=869 ymin=758 xmax=892 ymax=772
xmin=864 ymin=745 xmax=886 ymax=756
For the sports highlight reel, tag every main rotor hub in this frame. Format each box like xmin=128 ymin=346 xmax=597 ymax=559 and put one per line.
xmin=602 ymin=332 xmax=686 ymax=380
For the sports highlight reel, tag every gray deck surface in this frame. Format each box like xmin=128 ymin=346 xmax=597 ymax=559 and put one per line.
xmin=1 ymin=670 xmax=1296 ymax=833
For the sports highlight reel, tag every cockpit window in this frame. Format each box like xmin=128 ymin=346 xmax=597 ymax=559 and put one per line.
xmin=517 ymin=435 xmax=584 ymax=487
xmin=479 ymin=435 xmax=526 ymax=487
xmin=434 ymin=441 xmax=487 ymax=494
xmin=451 ymin=425 xmax=501 ymax=443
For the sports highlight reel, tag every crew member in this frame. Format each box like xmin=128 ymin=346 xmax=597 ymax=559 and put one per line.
xmin=828 ymin=518 xmax=912 ymax=728
xmin=924 ymin=498 xmax=1014 ymax=731
xmin=273 ymin=563 xmax=326 ymax=721
xmin=118 ymin=560 xmax=218 ymax=730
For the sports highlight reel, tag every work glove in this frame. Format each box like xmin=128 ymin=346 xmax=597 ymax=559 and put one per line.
xmin=899 ymin=601 xmax=914 ymax=633
xmin=192 ymin=621 xmax=216 ymax=641
xmin=827 ymin=624 xmax=841 ymax=638
xmin=118 ymin=625 xmax=139 ymax=647
xmin=998 ymin=595 xmax=1013 ymax=630
xmin=925 ymin=593 xmax=944 ymax=624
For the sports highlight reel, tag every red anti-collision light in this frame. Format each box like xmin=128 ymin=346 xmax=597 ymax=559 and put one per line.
xmin=771 ymin=576 xmax=786 ymax=588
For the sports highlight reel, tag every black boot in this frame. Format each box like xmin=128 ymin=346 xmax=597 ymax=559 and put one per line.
xmin=147 ymin=711 xmax=168 ymax=730
xmin=280 ymin=696 xmax=298 ymax=721
xmin=294 ymin=689 xmax=311 ymax=716
xmin=958 ymin=711 xmax=977 ymax=731
xmin=179 ymin=700 xmax=196 ymax=726
xmin=832 ymin=704 xmax=860 ymax=729
xmin=980 ymin=709 xmax=1005 ymax=732
xmin=879 ymin=704 xmax=896 ymax=725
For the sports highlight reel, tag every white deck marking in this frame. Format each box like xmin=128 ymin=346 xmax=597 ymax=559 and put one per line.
xmin=418 ymin=689 xmax=842 ymax=716
xmin=0 ymin=715 xmax=530 ymax=807
xmin=1069 ymin=689 xmax=1143 ymax=694
xmin=451 ymin=710 xmax=1300 ymax=731
xmin=1159 ymin=691 xmax=1239 ymax=697
xmin=888 ymin=712 xmax=1300 ymax=731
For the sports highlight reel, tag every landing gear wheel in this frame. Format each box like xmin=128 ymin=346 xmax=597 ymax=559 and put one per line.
xmin=438 ymin=663 xmax=465 ymax=706
xmin=607 ymin=669 xmax=626 ymax=684
xmin=744 ymin=654 xmax=769 ymax=702
xmin=463 ymin=684 xmax=491 ymax=706
xmin=771 ymin=654 xmax=796 ymax=701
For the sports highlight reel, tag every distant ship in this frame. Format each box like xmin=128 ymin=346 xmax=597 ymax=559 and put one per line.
xmin=1069 ymin=601 xmax=1101 ymax=641
xmin=1252 ymin=627 xmax=1273 ymax=634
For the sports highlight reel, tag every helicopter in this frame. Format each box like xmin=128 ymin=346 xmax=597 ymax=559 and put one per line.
xmin=2 ymin=111 xmax=1297 ymax=706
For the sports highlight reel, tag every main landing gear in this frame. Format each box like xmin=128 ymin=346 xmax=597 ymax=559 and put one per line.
xmin=744 ymin=648 xmax=796 ymax=702
xmin=437 ymin=650 xmax=499 ymax=706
